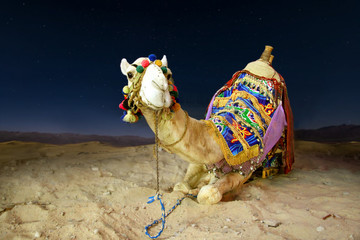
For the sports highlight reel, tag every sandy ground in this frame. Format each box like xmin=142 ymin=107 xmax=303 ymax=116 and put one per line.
xmin=0 ymin=140 xmax=359 ymax=240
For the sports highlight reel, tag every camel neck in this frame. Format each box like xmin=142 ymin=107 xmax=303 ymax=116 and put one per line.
xmin=140 ymin=107 xmax=188 ymax=146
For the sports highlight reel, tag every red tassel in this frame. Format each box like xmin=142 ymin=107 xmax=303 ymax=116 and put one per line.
xmin=119 ymin=101 xmax=127 ymax=110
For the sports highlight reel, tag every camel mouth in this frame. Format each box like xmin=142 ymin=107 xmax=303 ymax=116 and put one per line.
xmin=140 ymin=89 xmax=172 ymax=110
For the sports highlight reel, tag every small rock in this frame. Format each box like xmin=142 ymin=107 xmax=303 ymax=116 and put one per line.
xmin=343 ymin=192 xmax=349 ymax=196
xmin=60 ymin=212 xmax=65 ymax=216
xmin=223 ymin=225 xmax=229 ymax=229
xmin=191 ymin=224 xmax=197 ymax=228
xmin=36 ymin=192 xmax=44 ymax=198
xmin=91 ymin=167 xmax=99 ymax=171
xmin=246 ymin=194 xmax=251 ymax=198
xmin=263 ymin=219 xmax=281 ymax=228
xmin=47 ymin=204 xmax=57 ymax=211
xmin=101 ymin=171 xmax=113 ymax=177
xmin=226 ymin=218 xmax=231 ymax=222
xmin=103 ymin=191 xmax=111 ymax=196
xmin=93 ymin=229 xmax=99 ymax=234
xmin=34 ymin=231 xmax=41 ymax=238
xmin=316 ymin=226 xmax=325 ymax=232
xmin=2 ymin=196 xmax=6 ymax=200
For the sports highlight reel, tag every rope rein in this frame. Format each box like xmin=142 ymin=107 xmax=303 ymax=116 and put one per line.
xmin=144 ymin=193 xmax=197 ymax=239
xmin=155 ymin=111 xmax=160 ymax=193
xmin=145 ymin=110 xmax=195 ymax=239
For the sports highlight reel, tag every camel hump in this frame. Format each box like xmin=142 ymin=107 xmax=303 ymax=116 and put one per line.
xmin=243 ymin=45 xmax=280 ymax=82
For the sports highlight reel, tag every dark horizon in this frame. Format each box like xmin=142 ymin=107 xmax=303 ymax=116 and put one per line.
xmin=1 ymin=1 xmax=359 ymax=137
xmin=1 ymin=123 xmax=359 ymax=141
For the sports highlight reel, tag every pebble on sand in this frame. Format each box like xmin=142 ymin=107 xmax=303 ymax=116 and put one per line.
xmin=263 ymin=219 xmax=281 ymax=228
xmin=316 ymin=226 xmax=325 ymax=232
xmin=34 ymin=231 xmax=41 ymax=238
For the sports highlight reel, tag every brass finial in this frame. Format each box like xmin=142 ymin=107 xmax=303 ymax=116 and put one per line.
xmin=260 ymin=45 xmax=273 ymax=63
xmin=269 ymin=55 xmax=274 ymax=65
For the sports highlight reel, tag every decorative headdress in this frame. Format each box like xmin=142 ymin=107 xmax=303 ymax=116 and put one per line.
xmin=119 ymin=54 xmax=180 ymax=123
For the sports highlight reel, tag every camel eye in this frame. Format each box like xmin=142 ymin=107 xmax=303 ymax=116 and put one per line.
xmin=127 ymin=72 xmax=133 ymax=79
xmin=167 ymin=74 xmax=172 ymax=80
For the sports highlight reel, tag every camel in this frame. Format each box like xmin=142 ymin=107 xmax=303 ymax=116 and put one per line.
xmin=119 ymin=46 xmax=294 ymax=205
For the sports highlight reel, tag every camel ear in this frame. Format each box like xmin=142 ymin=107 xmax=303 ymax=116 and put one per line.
xmin=161 ymin=55 xmax=168 ymax=67
xmin=120 ymin=58 xmax=130 ymax=76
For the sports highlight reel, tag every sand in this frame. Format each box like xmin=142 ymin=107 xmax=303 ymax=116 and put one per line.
xmin=0 ymin=140 xmax=359 ymax=239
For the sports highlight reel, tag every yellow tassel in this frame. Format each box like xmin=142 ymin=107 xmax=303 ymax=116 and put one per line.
xmin=123 ymin=110 xmax=137 ymax=123
xmin=162 ymin=110 xmax=173 ymax=120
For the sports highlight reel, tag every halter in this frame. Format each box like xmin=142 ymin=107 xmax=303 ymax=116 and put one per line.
xmin=119 ymin=54 xmax=180 ymax=123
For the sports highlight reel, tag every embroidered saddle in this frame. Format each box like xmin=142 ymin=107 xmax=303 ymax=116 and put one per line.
xmin=204 ymin=70 xmax=294 ymax=177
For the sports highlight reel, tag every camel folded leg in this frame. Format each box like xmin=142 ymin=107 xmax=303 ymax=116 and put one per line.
xmin=197 ymin=172 xmax=252 ymax=205
xmin=173 ymin=163 xmax=212 ymax=194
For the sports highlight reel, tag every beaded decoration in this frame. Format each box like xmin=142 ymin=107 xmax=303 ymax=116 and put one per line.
xmin=119 ymin=54 xmax=180 ymax=123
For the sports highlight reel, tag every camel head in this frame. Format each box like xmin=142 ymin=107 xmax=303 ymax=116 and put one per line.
xmin=119 ymin=54 xmax=179 ymax=122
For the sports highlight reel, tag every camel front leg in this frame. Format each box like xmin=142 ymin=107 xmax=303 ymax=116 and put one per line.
xmin=173 ymin=163 xmax=209 ymax=194
xmin=197 ymin=172 xmax=252 ymax=205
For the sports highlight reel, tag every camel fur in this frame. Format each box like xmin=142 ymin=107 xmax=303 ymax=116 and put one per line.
xmin=120 ymin=46 xmax=283 ymax=204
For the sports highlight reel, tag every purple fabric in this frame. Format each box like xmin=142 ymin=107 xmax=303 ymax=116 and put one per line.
xmin=205 ymin=89 xmax=223 ymax=120
xmin=259 ymin=103 xmax=287 ymax=161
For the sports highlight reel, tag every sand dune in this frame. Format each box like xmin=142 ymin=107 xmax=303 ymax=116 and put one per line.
xmin=0 ymin=140 xmax=359 ymax=239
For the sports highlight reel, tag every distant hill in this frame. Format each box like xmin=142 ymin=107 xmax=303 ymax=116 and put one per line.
xmin=0 ymin=131 xmax=154 ymax=147
xmin=295 ymin=124 xmax=360 ymax=142
xmin=1 ymin=124 xmax=359 ymax=146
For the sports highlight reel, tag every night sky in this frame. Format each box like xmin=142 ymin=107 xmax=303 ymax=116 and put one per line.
xmin=1 ymin=1 xmax=359 ymax=137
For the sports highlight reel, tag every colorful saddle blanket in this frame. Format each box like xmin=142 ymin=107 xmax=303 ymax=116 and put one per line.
xmin=204 ymin=71 xmax=290 ymax=176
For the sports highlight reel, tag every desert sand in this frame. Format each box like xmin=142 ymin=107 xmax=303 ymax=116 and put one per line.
xmin=0 ymin=140 xmax=359 ymax=240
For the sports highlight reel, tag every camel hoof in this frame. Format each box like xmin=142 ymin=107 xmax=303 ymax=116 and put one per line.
xmin=197 ymin=185 xmax=222 ymax=205
xmin=173 ymin=182 xmax=190 ymax=194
